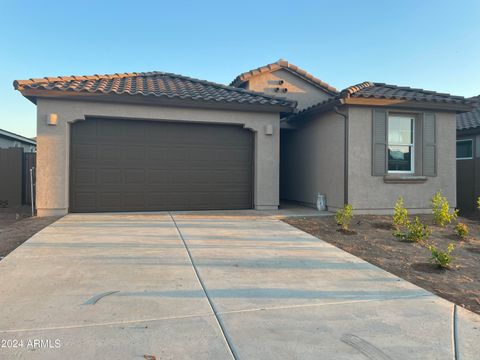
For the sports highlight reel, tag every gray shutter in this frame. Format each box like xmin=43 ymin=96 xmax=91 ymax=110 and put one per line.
xmin=372 ymin=109 xmax=387 ymax=176
xmin=422 ymin=112 xmax=436 ymax=176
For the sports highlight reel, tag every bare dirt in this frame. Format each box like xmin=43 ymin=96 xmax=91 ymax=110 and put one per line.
xmin=0 ymin=210 xmax=61 ymax=259
xmin=283 ymin=214 xmax=480 ymax=315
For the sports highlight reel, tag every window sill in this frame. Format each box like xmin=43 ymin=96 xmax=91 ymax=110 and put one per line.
xmin=383 ymin=175 xmax=428 ymax=184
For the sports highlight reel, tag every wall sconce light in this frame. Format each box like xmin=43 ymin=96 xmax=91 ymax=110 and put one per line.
xmin=47 ymin=113 xmax=58 ymax=126
xmin=265 ymin=124 xmax=273 ymax=135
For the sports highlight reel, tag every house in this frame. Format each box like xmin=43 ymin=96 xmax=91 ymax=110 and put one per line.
xmin=14 ymin=60 xmax=471 ymax=216
xmin=0 ymin=128 xmax=36 ymax=152
xmin=456 ymin=95 xmax=480 ymax=213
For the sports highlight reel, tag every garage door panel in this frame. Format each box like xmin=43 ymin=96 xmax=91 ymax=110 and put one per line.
xmin=73 ymin=144 xmax=97 ymax=160
xmin=97 ymin=145 xmax=122 ymax=161
xmin=98 ymin=169 xmax=122 ymax=185
xmin=124 ymin=169 xmax=145 ymax=184
xmin=123 ymin=192 xmax=146 ymax=208
xmin=73 ymin=168 xmax=96 ymax=185
xmin=97 ymin=192 xmax=122 ymax=208
xmin=74 ymin=192 xmax=96 ymax=210
xmin=123 ymin=146 xmax=146 ymax=161
xmin=70 ymin=118 xmax=253 ymax=212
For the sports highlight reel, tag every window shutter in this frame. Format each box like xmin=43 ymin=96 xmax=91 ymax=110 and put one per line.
xmin=422 ymin=112 xmax=436 ymax=176
xmin=372 ymin=109 xmax=387 ymax=176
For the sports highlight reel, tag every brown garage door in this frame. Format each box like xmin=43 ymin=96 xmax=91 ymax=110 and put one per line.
xmin=69 ymin=118 xmax=253 ymax=212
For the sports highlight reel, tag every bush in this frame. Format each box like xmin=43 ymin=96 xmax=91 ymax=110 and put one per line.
xmin=406 ymin=217 xmax=431 ymax=243
xmin=428 ymin=243 xmax=454 ymax=269
xmin=335 ymin=204 xmax=353 ymax=231
xmin=455 ymin=222 xmax=469 ymax=240
xmin=394 ymin=216 xmax=431 ymax=243
xmin=477 ymin=197 xmax=480 ymax=210
xmin=393 ymin=197 xmax=409 ymax=230
xmin=431 ymin=191 xmax=458 ymax=227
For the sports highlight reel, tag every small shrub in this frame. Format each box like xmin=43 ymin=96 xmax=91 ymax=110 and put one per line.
xmin=428 ymin=243 xmax=454 ymax=269
xmin=405 ymin=217 xmax=431 ymax=243
xmin=477 ymin=197 xmax=480 ymax=210
xmin=393 ymin=197 xmax=409 ymax=230
xmin=393 ymin=216 xmax=431 ymax=243
xmin=431 ymin=191 xmax=458 ymax=227
xmin=455 ymin=222 xmax=469 ymax=240
xmin=335 ymin=204 xmax=353 ymax=231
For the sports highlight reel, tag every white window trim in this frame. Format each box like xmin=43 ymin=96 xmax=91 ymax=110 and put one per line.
xmin=456 ymin=139 xmax=473 ymax=160
xmin=387 ymin=115 xmax=415 ymax=174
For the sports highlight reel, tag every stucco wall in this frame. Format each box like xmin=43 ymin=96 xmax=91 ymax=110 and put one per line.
xmin=36 ymin=98 xmax=281 ymax=216
xmin=280 ymin=110 xmax=345 ymax=209
xmin=347 ymin=106 xmax=457 ymax=213
xmin=245 ymin=69 xmax=333 ymax=110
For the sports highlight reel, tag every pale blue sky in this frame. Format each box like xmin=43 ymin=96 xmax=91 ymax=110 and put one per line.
xmin=1 ymin=0 xmax=479 ymax=138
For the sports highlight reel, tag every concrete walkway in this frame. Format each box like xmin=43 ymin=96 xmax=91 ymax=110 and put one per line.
xmin=0 ymin=213 xmax=478 ymax=359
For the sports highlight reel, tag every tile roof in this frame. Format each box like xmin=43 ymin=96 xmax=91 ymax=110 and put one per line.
xmin=288 ymin=82 xmax=471 ymax=123
xmin=457 ymin=96 xmax=480 ymax=130
xmin=14 ymin=71 xmax=296 ymax=109
xmin=230 ymin=59 xmax=338 ymax=95
xmin=341 ymin=82 xmax=469 ymax=105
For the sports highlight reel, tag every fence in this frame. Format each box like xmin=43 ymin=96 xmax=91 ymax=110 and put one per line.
xmin=0 ymin=148 xmax=36 ymax=209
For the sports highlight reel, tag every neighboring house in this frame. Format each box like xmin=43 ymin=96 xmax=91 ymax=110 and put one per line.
xmin=0 ymin=128 xmax=36 ymax=152
xmin=456 ymin=95 xmax=480 ymax=213
xmin=14 ymin=60 xmax=471 ymax=216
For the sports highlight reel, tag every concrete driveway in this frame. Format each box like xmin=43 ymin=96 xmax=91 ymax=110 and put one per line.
xmin=0 ymin=213 xmax=479 ymax=359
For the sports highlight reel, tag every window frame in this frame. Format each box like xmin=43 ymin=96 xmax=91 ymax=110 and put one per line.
xmin=456 ymin=139 xmax=473 ymax=160
xmin=387 ymin=114 xmax=415 ymax=174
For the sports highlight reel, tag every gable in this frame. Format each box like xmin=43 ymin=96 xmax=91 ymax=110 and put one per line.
xmin=244 ymin=68 xmax=334 ymax=110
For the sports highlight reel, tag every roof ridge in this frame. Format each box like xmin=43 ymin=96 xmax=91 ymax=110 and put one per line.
xmin=229 ymin=59 xmax=338 ymax=94
xmin=340 ymin=81 xmax=374 ymax=97
xmin=14 ymin=70 xmax=293 ymax=103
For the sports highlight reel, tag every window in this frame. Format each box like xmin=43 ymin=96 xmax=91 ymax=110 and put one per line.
xmin=456 ymin=139 xmax=473 ymax=160
xmin=388 ymin=115 xmax=414 ymax=173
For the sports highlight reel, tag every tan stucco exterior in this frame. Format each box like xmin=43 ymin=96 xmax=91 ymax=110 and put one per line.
xmin=36 ymin=98 xmax=281 ymax=216
xmin=280 ymin=105 xmax=457 ymax=214
xmin=347 ymin=106 xmax=457 ymax=213
xmin=280 ymin=110 xmax=345 ymax=209
xmin=244 ymin=69 xmax=333 ymax=110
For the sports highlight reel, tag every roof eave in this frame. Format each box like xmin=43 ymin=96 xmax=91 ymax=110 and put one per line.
xmin=19 ymin=89 xmax=296 ymax=113
xmin=457 ymin=126 xmax=480 ymax=135
xmin=0 ymin=129 xmax=36 ymax=145
xmin=343 ymin=97 xmax=472 ymax=113
xmin=286 ymin=98 xmax=344 ymax=125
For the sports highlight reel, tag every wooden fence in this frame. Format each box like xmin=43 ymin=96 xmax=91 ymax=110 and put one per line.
xmin=0 ymin=148 xmax=36 ymax=209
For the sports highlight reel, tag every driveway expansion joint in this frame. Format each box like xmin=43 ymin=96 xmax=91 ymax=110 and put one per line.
xmin=169 ymin=213 xmax=238 ymax=360
xmin=453 ymin=304 xmax=459 ymax=360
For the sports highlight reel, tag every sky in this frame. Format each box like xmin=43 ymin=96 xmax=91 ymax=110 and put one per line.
xmin=1 ymin=0 xmax=479 ymax=138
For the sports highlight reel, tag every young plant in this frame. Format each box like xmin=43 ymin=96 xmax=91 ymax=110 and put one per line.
xmin=428 ymin=243 xmax=454 ymax=269
xmin=431 ymin=191 xmax=458 ymax=227
xmin=393 ymin=216 xmax=431 ymax=243
xmin=393 ymin=196 xmax=409 ymax=230
xmin=455 ymin=222 xmax=469 ymax=240
xmin=335 ymin=204 xmax=353 ymax=231
xmin=405 ymin=217 xmax=431 ymax=243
